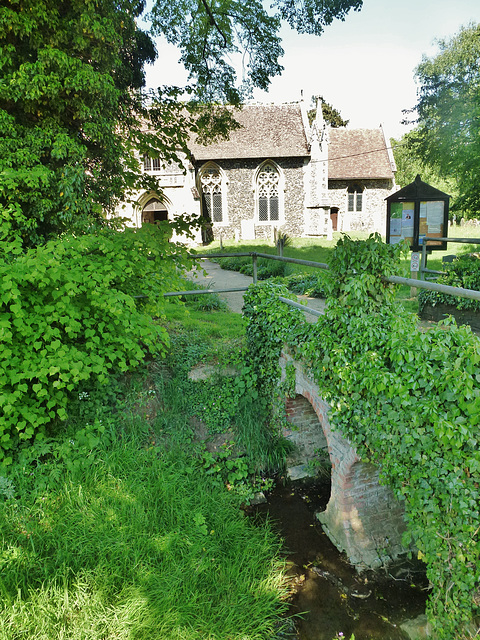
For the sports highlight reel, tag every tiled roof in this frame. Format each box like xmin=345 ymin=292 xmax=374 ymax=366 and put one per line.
xmin=328 ymin=128 xmax=394 ymax=180
xmin=190 ymin=104 xmax=310 ymax=160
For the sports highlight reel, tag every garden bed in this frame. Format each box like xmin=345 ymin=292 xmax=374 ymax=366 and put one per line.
xmin=419 ymin=303 xmax=480 ymax=332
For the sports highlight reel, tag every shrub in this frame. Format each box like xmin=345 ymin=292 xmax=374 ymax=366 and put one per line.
xmin=274 ymin=272 xmax=328 ymax=298
xmin=0 ymin=222 xmax=188 ymax=464
xmin=217 ymin=255 xmax=286 ymax=279
xmin=419 ymin=253 xmax=480 ymax=311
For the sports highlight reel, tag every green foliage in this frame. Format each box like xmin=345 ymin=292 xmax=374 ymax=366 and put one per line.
xmin=391 ymin=131 xmax=458 ymax=201
xmin=419 ymin=253 xmax=480 ymax=311
xmin=275 ymin=272 xmax=328 ymax=298
xmin=273 ymin=0 xmax=363 ymax=37
xmin=0 ymin=0 xmax=166 ymax=245
xmin=199 ymin=375 xmax=240 ymax=434
xmin=0 ymin=223 xmax=187 ymax=463
xmin=149 ymin=0 xmax=363 ymax=103
xmin=216 ymin=254 xmax=286 ymax=280
xmin=159 ymin=319 xmax=293 ymax=474
xmin=273 ymin=228 xmax=292 ymax=255
xmin=243 ymin=234 xmax=480 ymax=638
xmin=177 ymin=278 xmax=228 ymax=312
xmin=0 ymin=425 xmax=288 ymax=639
xmin=307 ymin=95 xmax=350 ymax=127
xmin=411 ymin=23 xmax=480 ymax=218
xmin=0 ymin=476 xmax=15 ymax=500
xmin=201 ymin=444 xmax=274 ymax=503
xmin=324 ymin=233 xmax=406 ymax=314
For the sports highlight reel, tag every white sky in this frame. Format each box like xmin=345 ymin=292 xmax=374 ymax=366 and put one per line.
xmin=143 ymin=0 xmax=479 ymax=140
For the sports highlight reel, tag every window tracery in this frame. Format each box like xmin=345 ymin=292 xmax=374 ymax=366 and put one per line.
xmin=199 ymin=164 xmax=224 ymax=223
xmin=257 ymin=163 xmax=280 ymax=222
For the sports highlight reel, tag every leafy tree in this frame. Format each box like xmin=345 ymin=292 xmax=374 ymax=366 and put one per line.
xmin=148 ymin=0 xmax=363 ymax=104
xmin=307 ymin=95 xmax=349 ymax=127
xmin=410 ymin=23 xmax=480 ymax=218
xmin=0 ymin=0 xmax=195 ymax=246
xmin=391 ymin=131 xmax=457 ymax=200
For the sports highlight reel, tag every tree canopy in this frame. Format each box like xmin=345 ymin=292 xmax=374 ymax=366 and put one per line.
xmin=148 ymin=0 xmax=363 ymax=104
xmin=0 ymin=0 xmax=194 ymax=246
xmin=307 ymin=95 xmax=349 ymax=127
xmin=410 ymin=23 xmax=480 ymax=217
xmin=391 ymin=131 xmax=457 ymax=199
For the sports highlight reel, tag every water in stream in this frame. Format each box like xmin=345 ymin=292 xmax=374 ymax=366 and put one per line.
xmin=251 ymin=479 xmax=430 ymax=640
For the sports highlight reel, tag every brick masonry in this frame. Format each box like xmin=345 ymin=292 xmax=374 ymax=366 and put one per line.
xmin=280 ymin=349 xmax=411 ymax=570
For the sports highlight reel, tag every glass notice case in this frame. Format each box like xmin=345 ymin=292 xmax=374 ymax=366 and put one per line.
xmin=386 ymin=176 xmax=450 ymax=252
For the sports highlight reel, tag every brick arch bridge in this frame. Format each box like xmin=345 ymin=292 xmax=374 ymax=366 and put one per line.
xmin=280 ymin=350 xmax=410 ymax=570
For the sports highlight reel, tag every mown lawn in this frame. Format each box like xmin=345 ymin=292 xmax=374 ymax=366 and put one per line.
xmin=199 ymin=224 xmax=480 ymax=314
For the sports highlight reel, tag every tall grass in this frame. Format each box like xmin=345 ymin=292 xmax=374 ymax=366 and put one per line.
xmin=0 ymin=425 xmax=288 ymax=639
xmin=234 ymin=399 xmax=293 ymax=474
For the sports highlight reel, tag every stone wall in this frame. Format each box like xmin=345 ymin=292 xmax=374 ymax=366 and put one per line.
xmin=203 ymin=158 xmax=307 ymax=241
xmin=328 ymin=178 xmax=395 ymax=234
xmin=279 ymin=349 xmax=412 ymax=570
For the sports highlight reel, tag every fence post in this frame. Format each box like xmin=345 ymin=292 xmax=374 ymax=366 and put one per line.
xmin=252 ymin=253 xmax=258 ymax=284
xmin=420 ymin=244 xmax=427 ymax=280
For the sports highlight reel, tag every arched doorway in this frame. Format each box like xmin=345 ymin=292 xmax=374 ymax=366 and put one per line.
xmin=141 ymin=198 xmax=168 ymax=225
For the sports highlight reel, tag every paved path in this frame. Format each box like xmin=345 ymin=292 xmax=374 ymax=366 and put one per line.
xmin=186 ymin=260 xmax=480 ymax=334
xmin=187 ymin=259 xmax=326 ymax=321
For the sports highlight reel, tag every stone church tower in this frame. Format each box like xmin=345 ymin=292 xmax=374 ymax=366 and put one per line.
xmin=305 ymin=99 xmax=332 ymax=238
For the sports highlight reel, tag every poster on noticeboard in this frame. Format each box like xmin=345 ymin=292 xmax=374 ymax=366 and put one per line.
xmin=388 ymin=202 xmax=415 ymax=245
xmin=387 ymin=200 xmax=447 ymax=251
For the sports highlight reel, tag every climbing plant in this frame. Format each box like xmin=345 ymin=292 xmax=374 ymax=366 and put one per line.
xmin=242 ymin=234 xmax=480 ymax=639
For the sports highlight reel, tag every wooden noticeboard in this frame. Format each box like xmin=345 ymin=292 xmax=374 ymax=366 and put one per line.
xmin=386 ymin=176 xmax=450 ymax=252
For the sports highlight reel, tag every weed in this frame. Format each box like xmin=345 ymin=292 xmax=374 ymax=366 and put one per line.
xmin=0 ymin=476 xmax=14 ymax=499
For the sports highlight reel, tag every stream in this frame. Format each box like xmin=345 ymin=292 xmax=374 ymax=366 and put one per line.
xmin=250 ymin=478 xmax=430 ymax=640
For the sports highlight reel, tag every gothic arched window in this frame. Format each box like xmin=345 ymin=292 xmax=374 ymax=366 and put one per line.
xmin=256 ymin=162 xmax=281 ymax=222
xmin=199 ymin=163 xmax=225 ymax=223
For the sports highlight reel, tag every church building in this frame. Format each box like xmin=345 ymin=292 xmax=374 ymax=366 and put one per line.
xmin=116 ymin=101 xmax=397 ymax=243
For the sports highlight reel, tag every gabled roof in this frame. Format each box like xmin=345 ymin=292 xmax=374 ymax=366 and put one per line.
xmin=385 ymin=174 xmax=451 ymax=201
xmin=328 ymin=128 xmax=394 ymax=180
xmin=190 ymin=104 xmax=310 ymax=161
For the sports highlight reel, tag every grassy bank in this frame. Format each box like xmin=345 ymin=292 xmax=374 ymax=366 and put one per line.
xmin=0 ymin=300 xmax=290 ymax=640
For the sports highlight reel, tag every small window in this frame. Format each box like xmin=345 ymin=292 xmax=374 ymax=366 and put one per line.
xmin=347 ymin=184 xmax=363 ymax=212
xmin=143 ymin=155 xmax=162 ymax=172
xmin=257 ymin=163 xmax=280 ymax=222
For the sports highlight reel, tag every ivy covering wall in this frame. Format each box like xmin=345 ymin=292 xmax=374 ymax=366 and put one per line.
xmin=242 ymin=234 xmax=480 ymax=639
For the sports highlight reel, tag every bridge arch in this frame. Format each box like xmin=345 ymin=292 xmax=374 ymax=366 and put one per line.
xmin=280 ymin=350 xmax=411 ymax=570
